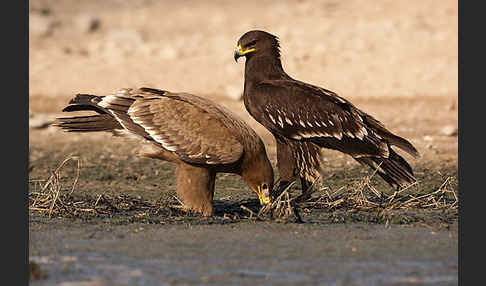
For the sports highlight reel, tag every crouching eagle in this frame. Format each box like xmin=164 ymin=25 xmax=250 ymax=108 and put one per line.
xmin=56 ymin=87 xmax=274 ymax=216
xmin=234 ymin=30 xmax=419 ymax=198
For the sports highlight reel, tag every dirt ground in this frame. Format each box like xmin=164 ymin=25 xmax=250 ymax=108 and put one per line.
xmin=29 ymin=0 xmax=458 ymax=285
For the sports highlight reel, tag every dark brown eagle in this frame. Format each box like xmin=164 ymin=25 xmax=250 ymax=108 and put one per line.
xmin=234 ymin=30 xmax=419 ymax=198
xmin=55 ymin=87 xmax=274 ymax=216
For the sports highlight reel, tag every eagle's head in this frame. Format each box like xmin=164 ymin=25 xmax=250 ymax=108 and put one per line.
xmin=242 ymin=161 xmax=274 ymax=205
xmin=240 ymin=141 xmax=275 ymax=205
xmin=234 ymin=30 xmax=281 ymax=62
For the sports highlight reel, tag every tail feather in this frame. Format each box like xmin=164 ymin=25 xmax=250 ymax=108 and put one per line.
xmin=362 ymin=113 xmax=420 ymax=158
xmin=355 ymin=147 xmax=417 ymax=189
xmin=61 ymin=94 xmax=106 ymax=114
xmin=62 ymin=104 xmax=105 ymax=114
xmin=68 ymin=94 xmax=102 ymax=105
xmin=382 ymin=133 xmax=420 ymax=159
xmin=55 ymin=94 xmax=120 ymax=132
xmin=56 ymin=92 xmax=151 ymax=141
xmin=55 ymin=114 xmax=121 ymax=132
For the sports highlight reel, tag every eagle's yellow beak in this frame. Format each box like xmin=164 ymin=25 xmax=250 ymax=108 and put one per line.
xmin=234 ymin=45 xmax=255 ymax=62
xmin=256 ymin=185 xmax=270 ymax=205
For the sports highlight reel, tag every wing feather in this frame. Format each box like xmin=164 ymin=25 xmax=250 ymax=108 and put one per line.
xmin=251 ymin=80 xmax=390 ymax=157
xmin=76 ymin=88 xmax=245 ymax=165
xmin=255 ymin=80 xmax=366 ymax=138
xmin=126 ymin=89 xmax=244 ymax=165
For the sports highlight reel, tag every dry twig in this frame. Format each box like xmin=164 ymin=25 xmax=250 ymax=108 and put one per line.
xmin=29 ymin=155 xmax=81 ymax=218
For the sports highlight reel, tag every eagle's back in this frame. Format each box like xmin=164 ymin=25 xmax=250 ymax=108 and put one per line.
xmin=57 ymin=87 xmax=268 ymax=166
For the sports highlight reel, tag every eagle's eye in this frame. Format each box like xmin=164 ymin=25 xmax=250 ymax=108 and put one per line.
xmin=244 ymin=40 xmax=257 ymax=48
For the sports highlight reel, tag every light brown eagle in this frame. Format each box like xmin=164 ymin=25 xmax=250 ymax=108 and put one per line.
xmin=56 ymin=87 xmax=274 ymax=216
xmin=234 ymin=30 xmax=419 ymax=199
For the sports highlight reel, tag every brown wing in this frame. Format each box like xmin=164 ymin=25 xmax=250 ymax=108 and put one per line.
xmin=96 ymin=88 xmax=245 ymax=165
xmin=247 ymin=79 xmax=418 ymax=158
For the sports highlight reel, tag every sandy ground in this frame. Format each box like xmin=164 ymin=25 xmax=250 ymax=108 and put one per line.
xmin=29 ymin=0 xmax=458 ymax=285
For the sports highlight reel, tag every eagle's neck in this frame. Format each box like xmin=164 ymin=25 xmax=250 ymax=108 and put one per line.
xmin=244 ymin=54 xmax=288 ymax=85
xmin=242 ymin=49 xmax=290 ymax=124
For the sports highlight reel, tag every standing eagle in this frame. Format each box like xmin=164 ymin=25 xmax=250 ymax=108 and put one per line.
xmin=234 ymin=30 xmax=419 ymax=198
xmin=55 ymin=87 xmax=274 ymax=216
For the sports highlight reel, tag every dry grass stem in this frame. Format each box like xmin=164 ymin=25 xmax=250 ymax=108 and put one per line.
xmin=303 ymin=175 xmax=458 ymax=213
xmin=240 ymin=205 xmax=255 ymax=218
xmin=29 ymin=156 xmax=457 ymax=225
xmin=257 ymin=181 xmax=304 ymax=222
xmin=29 ymin=155 xmax=81 ymax=218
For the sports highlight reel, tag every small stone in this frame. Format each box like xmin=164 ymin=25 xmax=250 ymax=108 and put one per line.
xmin=440 ymin=125 xmax=458 ymax=137
xmin=29 ymin=13 xmax=59 ymax=37
xmin=74 ymin=14 xmax=101 ymax=33
xmin=423 ymin=135 xmax=433 ymax=142
xmin=29 ymin=261 xmax=47 ymax=281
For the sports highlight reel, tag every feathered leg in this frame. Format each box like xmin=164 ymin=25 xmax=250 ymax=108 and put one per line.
xmin=274 ymin=139 xmax=297 ymax=197
xmin=294 ymin=141 xmax=323 ymax=200
xmin=176 ymin=164 xmax=216 ymax=216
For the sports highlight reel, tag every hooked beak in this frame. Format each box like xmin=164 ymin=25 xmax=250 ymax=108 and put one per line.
xmin=234 ymin=44 xmax=255 ymax=62
xmin=256 ymin=186 xmax=270 ymax=205
xmin=234 ymin=48 xmax=241 ymax=62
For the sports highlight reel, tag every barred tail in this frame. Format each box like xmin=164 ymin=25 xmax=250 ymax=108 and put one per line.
xmin=355 ymin=147 xmax=417 ymax=189
xmin=55 ymin=114 xmax=121 ymax=132
xmin=54 ymin=94 xmax=121 ymax=132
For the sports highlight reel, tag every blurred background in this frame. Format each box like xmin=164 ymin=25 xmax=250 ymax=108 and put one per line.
xmin=29 ymin=0 xmax=458 ymax=167
xmin=29 ymin=0 xmax=457 ymax=104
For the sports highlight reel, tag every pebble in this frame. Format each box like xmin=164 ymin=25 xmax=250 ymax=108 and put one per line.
xmin=423 ymin=135 xmax=433 ymax=142
xmin=74 ymin=14 xmax=101 ymax=34
xmin=29 ymin=13 xmax=60 ymax=37
xmin=440 ymin=125 xmax=458 ymax=136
